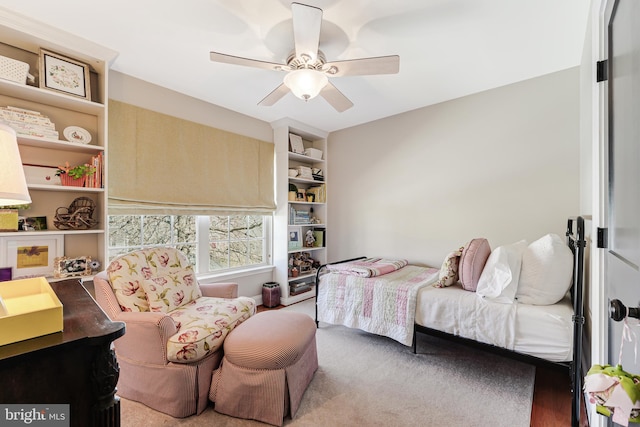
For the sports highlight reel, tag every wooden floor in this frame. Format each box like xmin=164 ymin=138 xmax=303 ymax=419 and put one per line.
xmin=531 ymin=364 xmax=589 ymax=427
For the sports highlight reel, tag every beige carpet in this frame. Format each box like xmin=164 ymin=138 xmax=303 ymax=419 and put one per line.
xmin=120 ymin=299 xmax=535 ymax=426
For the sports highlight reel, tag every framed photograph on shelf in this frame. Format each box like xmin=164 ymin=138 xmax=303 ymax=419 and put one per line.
xmin=0 ymin=234 xmax=64 ymax=279
xmin=39 ymin=49 xmax=91 ymax=100
xmin=54 ymin=256 xmax=92 ymax=279
xmin=312 ymin=229 xmax=325 ymax=247
xmin=18 ymin=216 xmax=47 ymax=231
xmin=288 ymin=226 xmax=302 ymax=250
xmin=289 ymin=133 xmax=305 ymax=154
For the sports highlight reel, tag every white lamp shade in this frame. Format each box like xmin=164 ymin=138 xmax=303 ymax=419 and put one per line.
xmin=0 ymin=123 xmax=31 ymax=206
xmin=284 ymin=69 xmax=328 ymax=101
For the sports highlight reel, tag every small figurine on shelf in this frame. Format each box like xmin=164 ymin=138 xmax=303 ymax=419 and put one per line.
xmin=305 ymin=229 xmax=315 ymax=247
xmin=309 ymin=207 xmax=320 ymax=224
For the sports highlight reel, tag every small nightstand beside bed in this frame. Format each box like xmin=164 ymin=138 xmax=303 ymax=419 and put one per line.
xmin=315 ymin=216 xmax=586 ymax=427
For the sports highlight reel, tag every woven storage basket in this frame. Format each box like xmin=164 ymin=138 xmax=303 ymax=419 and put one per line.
xmin=0 ymin=56 xmax=29 ymax=84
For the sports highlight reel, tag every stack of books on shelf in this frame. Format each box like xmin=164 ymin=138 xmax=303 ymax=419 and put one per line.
xmin=290 ymin=281 xmax=313 ymax=296
xmin=289 ymin=206 xmax=311 ymax=224
xmin=86 ymin=153 xmax=103 ymax=188
xmin=306 ymin=184 xmax=326 ymax=203
xmin=0 ymin=106 xmax=59 ymax=140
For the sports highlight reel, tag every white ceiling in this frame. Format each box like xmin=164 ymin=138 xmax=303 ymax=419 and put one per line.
xmin=2 ymin=1 xmax=590 ymax=132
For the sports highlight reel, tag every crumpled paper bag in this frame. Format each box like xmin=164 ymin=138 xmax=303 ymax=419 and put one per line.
xmin=584 ymin=364 xmax=640 ymax=426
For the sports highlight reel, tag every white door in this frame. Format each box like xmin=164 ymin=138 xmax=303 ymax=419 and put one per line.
xmin=603 ymin=0 xmax=640 ymax=425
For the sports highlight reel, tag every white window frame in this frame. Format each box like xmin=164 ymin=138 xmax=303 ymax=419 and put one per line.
xmin=107 ymin=214 xmax=273 ymax=279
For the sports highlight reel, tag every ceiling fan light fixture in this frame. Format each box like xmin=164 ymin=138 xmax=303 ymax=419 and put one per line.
xmin=284 ymin=69 xmax=328 ymax=101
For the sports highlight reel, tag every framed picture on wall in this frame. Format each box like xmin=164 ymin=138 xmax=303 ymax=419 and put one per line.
xmin=39 ymin=49 xmax=91 ymax=100
xmin=0 ymin=234 xmax=64 ymax=279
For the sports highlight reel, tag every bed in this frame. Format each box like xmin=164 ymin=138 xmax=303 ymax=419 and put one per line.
xmin=314 ymin=216 xmax=585 ymax=427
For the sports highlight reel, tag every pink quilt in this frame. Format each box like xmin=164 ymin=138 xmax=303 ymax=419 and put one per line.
xmin=325 ymin=257 xmax=409 ymax=278
xmin=317 ymin=265 xmax=439 ymax=346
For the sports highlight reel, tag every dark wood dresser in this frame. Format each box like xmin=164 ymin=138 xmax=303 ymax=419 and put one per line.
xmin=0 ymin=279 xmax=125 ymax=426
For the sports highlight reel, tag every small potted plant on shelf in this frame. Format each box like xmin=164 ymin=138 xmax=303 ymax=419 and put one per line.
xmin=56 ymin=162 xmax=95 ymax=187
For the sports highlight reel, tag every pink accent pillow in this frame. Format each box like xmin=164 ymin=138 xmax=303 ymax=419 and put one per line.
xmin=459 ymin=238 xmax=491 ymax=292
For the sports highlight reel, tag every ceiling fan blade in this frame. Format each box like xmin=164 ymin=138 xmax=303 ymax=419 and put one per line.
xmin=291 ymin=2 xmax=322 ymax=62
xmin=323 ymin=55 xmax=400 ymax=77
xmin=320 ymin=82 xmax=354 ymax=113
xmin=210 ymin=52 xmax=288 ymax=72
xmin=258 ymin=83 xmax=290 ymax=106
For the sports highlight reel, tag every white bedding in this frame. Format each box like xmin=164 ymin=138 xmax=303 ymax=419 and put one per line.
xmin=415 ymin=282 xmax=574 ymax=362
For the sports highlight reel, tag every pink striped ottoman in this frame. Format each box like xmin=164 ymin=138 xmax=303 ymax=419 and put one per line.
xmin=209 ymin=310 xmax=318 ymax=426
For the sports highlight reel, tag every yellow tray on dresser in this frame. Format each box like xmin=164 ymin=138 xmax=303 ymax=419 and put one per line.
xmin=0 ymin=277 xmax=63 ymax=346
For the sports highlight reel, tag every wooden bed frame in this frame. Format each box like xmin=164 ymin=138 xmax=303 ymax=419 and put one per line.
xmin=314 ymin=216 xmax=586 ymax=427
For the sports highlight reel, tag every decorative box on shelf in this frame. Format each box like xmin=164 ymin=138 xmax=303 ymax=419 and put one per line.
xmin=289 ymin=280 xmax=313 ymax=296
xmin=0 ymin=210 xmax=18 ymax=232
xmin=0 ymin=277 xmax=63 ymax=346
xmin=304 ymin=148 xmax=323 ymax=160
xmin=0 ymin=55 xmax=30 ymax=85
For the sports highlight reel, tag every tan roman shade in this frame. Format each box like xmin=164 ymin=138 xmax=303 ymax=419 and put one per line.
xmin=108 ymin=100 xmax=275 ymax=215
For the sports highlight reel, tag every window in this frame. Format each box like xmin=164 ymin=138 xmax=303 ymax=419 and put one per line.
xmin=108 ymin=215 xmax=271 ymax=275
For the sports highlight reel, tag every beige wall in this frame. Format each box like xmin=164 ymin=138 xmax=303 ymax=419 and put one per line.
xmin=327 ymin=67 xmax=580 ymax=268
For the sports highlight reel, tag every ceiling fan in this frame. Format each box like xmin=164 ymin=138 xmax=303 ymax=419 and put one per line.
xmin=209 ymin=2 xmax=400 ymax=112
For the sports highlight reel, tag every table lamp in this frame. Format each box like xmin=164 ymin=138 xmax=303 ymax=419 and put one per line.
xmin=0 ymin=123 xmax=31 ymax=207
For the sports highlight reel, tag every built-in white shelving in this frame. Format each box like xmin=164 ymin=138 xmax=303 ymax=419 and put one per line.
xmin=272 ymin=119 xmax=328 ymax=305
xmin=0 ymin=10 xmax=116 ymax=279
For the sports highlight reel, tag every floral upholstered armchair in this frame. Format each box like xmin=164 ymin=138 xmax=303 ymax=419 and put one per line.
xmin=93 ymin=247 xmax=255 ymax=418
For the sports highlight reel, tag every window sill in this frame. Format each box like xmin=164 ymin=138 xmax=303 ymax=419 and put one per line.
xmin=197 ymin=265 xmax=274 ymax=282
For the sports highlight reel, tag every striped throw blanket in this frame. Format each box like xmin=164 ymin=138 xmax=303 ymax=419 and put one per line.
xmin=326 ymin=257 xmax=409 ymax=278
xmin=317 ymin=265 xmax=439 ymax=346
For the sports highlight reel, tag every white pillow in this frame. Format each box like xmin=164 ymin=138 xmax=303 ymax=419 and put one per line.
xmin=476 ymin=240 xmax=527 ymax=304
xmin=516 ymin=234 xmax=573 ymax=305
